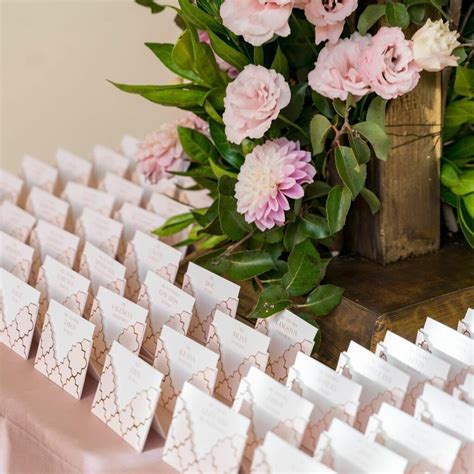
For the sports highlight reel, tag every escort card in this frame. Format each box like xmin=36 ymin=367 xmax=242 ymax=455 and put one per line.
xmin=315 ymin=418 xmax=408 ymax=473
xmin=286 ymin=351 xmax=362 ymax=452
xmin=20 ymin=154 xmax=58 ymax=194
xmin=0 ymin=231 xmax=34 ymax=282
xmin=25 ymin=186 xmax=70 ymax=229
xmin=0 ymin=201 xmax=36 ymax=243
xmin=137 ymin=270 xmax=195 ymax=358
xmin=55 ymin=148 xmax=92 ymax=187
xmin=417 ymin=317 xmax=474 ymax=393
xmin=132 ymin=172 xmax=178 ymax=204
xmin=75 ymin=208 xmax=123 ymax=258
xmin=62 ymin=182 xmax=115 ymax=220
xmin=255 ymin=309 xmax=317 ymax=383
xmin=458 ymin=308 xmax=474 ymax=338
xmin=123 ymin=230 xmax=180 ymax=301
xmin=35 ymin=256 xmax=90 ymax=333
xmin=34 ymin=300 xmax=94 ymax=399
xmin=366 ymin=402 xmax=461 ymax=474
xmin=0 ymin=268 xmax=40 ymax=359
xmin=120 ymin=134 xmax=140 ymax=162
xmin=206 ymin=310 xmax=270 ymax=403
xmin=251 ymin=431 xmax=336 ymax=474
xmin=89 ymin=286 xmax=147 ymax=379
xmin=99 ymin=172 xmax=143 ymax=210
xmin=0 ymin=169 xmax=23 ymax=205
xmin=183 ymin=262 xmax=240 ymax=344
xmin=415 ymin=384 xmax=473 ymax=474
xmin=163 ymin=381 xmax=250 ymax=473
xmin=336 ymin=341 xmax=410 ymax=432
xmin=92 ymin=145 xmax=129 ymax=183
xmin=453 ymin=373 xmax=474 ymax=405
xmin=376 ymin=330 xmax=451 ymax=414
xmin=233 ymin=365 xmax=313 ymax=461
xmin=91 ymin=341 xmax=163 ymax=452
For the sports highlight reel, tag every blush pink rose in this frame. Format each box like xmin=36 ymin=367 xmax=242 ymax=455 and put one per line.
xmin=304 ymin=0 xmax=357 ymax=44
xmin=308 ymin=33 xmax=372 ymax=100
xmin=220 ymin=0 xmax=293 ymax=47
xmin=198 ymin=31 xmax=239 ymax=78
xmin=359 ymin=27 xmax=421 ymax=100
xmin=223 ymin=64 xmax=291 ymax=145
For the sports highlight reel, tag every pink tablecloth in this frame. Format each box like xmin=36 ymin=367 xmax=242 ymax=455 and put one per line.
xmin=0 ymin=344 xmax=177 ymax=473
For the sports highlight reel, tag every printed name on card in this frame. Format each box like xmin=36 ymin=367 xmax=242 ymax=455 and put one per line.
xmin=163 ymin=381 xmax=250 ymax=474
xmin=0 ymin=201 xmax=36 ymax=243
xmin=34 ymin=299 xmax=95 ymax=399
xmin=55 ymin=148 xmax=92 ymax=188
xmin=98 ymin=172 xmax=144 ymax=210
xmin=255 ymin=309 xmax=317 ymax=383
xmin=206 ymin=310 xmax=270 ymax=403
xmin=286 ymin=351 xmax=362 ymax=452
xmin=458 ymin=308 xmax=474 ymax=339
xmin=92 ymin=145 xmax=129 ymax=183
xmin=182 ymin=262 xmax=240 ymax=344
xmin=21 ymin=154 xmax=58 ymax=194
xmin=0 ymin=169 xmax=24 ymax=205
xmin=0 ymin=268 xmax=40 ymax=359
xmin=62 ymin=182 xmax=115 ymax=221
xmin=25 ymin=187 xmax=70 ymax=229
xmin=0 ymin=231 xmax=34 ymax=282
xmin=91 ymin=341 xmax=163 ymax=452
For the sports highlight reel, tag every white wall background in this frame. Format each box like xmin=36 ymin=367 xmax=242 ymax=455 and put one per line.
xmin=1 ymin=0 xmax=182 ymax=172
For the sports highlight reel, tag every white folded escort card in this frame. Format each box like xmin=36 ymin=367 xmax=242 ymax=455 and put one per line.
xmin=417 ymin=317 xmax=474 ymax=393
xmin=376 ymin=330 xmax=451 ymax=414
xmin=75 ymin=208 xmax=123 ymax=258
xmin=55 ymin=148 xmax=92 ymax=188
xmin=34 ymin=299 xmax=95 ymax=399
xmin=0 ymin=201 xmax=36 ymax=243
xmin=453 ymin=372 xmax=474 ymax=405
xmin=366 ymin=402 xmax=461 ymax=474
xmin=20 ymin=154 xmax=58 ymax=194
xmin=0 ymin=231 xmax=34 ymax=282
xmin=458 ymin=308 xmax=474 ymax=338
xmin=233 ymin=365 xmax=313 ymax=461
xmin=89 ymin=286 xmax=147 ymax=379
xmin=137 ymin=270 xmax=195 ymax=358
xmin=153 ymin=325 xmax=219 ymax=432
xmin=336 ymin=340 xmax=410 ymax=432
xmin=206 ymin=310 xmax=270 ymax=403
xmin=415 ymin=384 xmax=473 ymax=474
xmin=286 ymin=351 xmax=362 ymax=452
xmin=315 ymin=418 xmax=408 ymax=473
xmin=123 ymin=230 xmax=180 ymax=301
xmin=91 ymin=341 xmax=163 ymax=452
xmin=25 ymin=186 xmax=70 ymax=229
xmin=250 ymin=431 xmax=336 ymax=474
xmin=183 ymin=262 xmax=240 ymax=344
xmin=163 ymin=381 xmax=250 ymax=474
xmin=255 ymin=309 xmax=317 ymax=383
xmin=35 ymin=256 xmax=90 ymax=333
xmin=62 ymin=182 xmax=115 ymax=220
xmin=0 ymin=169 xmax=24 ymax=205
xmin=120 ymin=134 xmax=140 ymax=162
xmin=0 ymin=268 xmax=40 ymax=359
xmin=92 ymin=145 xmax=129 ymax=183
xmin=99 ymin=172 xmax=144 ymax=210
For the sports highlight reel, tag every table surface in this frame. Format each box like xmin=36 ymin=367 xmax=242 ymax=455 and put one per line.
xmin=0 ymin=343 xmax=177 ymax=474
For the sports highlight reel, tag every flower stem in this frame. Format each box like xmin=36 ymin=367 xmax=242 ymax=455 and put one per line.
xmin=279 ymin=114 xmax=309 ymax=139
xmin=223 ymin=233 xmax=254 ymax=256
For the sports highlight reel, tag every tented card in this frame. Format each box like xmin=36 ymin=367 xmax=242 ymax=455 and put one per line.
xmin=0 ymin=169 xmax=23 ymax=205
xmin=55 ymin=148 xmax=92 ymax=187
xmin=25 ymin=186 xmax=70 ymax=229
xmin=453 ymin=373 xmax=474 ymax=405
xmin=0 ymin=231 xmax=34 ymax=282
xmin=92 ymin=145 xmax=129 ymax=183
xmin=286 ymin=351 xmax=362 ymax=452
xmin=99 ymin=172 xmax=143 ymax=210
xmin=163 ymin=382 xmax=249 ymax=474
xmin=0 ymin=201 xmax=36 ymax=243
xmin=34 ymin=300 xmax=94 ymax=399
xmin=120 ymin=134 xmax=140 ymax=162
xmin=458 ymin=308 xmax=474 ymax=338
xmin=20 ymin=154 xmax=58 ymax=194
xmin=62 ymin=182 xmax=115 ymax=220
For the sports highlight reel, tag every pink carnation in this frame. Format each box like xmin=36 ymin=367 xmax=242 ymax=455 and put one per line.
xmin=179 ymin=112 xmax=210 ymax=135
xmin=304 ymin=0 xmax=357 ymax=44
xmin=198 ymin=31 xmax=239 ymax=78
xmin=235 ymin=139 xmax=316 ymax=231
xmin=359 ymin=27 xmax=421 ymax=100
xmin=220 ymin=0 xmax=293 ymax=47
xmin=308 ymin=33 xmax=372 ymax=100
xmin=223 ymin=65 xmax=291 ymax=145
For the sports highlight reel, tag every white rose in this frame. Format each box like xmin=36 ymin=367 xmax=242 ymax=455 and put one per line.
xmin=412 ymin=19 xmax=460 ymax=72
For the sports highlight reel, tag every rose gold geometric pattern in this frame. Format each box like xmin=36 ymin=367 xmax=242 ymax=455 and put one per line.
xmin=25 ymin=197 xmax=66 ymax=229
xmin=7 ymin=259 xmax=32 ymax=282
xmin=451 ymin=442 xmax=474 ymax=474
xmin=76 ymin=220 xmax=120 ymax=258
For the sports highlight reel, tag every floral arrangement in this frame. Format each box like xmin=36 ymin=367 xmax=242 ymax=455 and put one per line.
xmin=116 ymin=0 xmax=462 ymax=344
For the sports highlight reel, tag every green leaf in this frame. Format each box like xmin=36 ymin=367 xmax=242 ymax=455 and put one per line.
xmin=304 ymin=284 xmax=344 ymax=316
xmin=304 ymin=181 xmax=332 ymax=200
xmin=248 ymin=285 xmax=291 ymax=319
xmin=283 ymin=84 xmax=308 ymax=122
xmin=451 ymin=171 xmax=474 ymax=196
xmin=225 ymin=251 xmax=276 ymax=280
xmin=178 ymin=127 xmax=218 ymax=164
xmin=191 ymin=33 xmax=225 ymax=87
xmin=409 ymin=4 xmax=426 ymax=24
xmin=209 ymin=120 xmax=244 ymax=169
xmin=358 ymin=5 xmax=386 ymax=35
xmin=445 ymin=100 xmax=474 ymax=128
xmin=300 ymin=213 xmax=331 ymax=240
xmin=386 ymin=3 xmax=410 ymax=28
xmin=326 ymin=185 xmax=352 ymax=234
xmin=310 ymin=114 xmax=332 ymax=155
xmin=271 ymin=46 xmax=289 ymax=79
xmin=333 ymin=99 xmax=347 ymax=118
xmin=172 ymin=30 xmax=194 ymax=71
xmin=253 ymin=46 xmax=264 ymax=65
xmin=335 ymin=146 xmax=367 ymax=199
xmin=458 ymin=197 xmax=474 ymax=248
xmin=153 ymin=213 xmax=195 ymax=237
xmin=283 ymin=221 xmax=305 ymax=251
xmin=366 ymin=96 xmax=387 ymax=130
xmin=204 ymin=100 xmax=224 ymax=124
xmin=444 ymin=136 xmax=474 ymax=163
xmin=312 ymin=92 xmax=334 ymax=119
xmin=142 ymin=87 xmax=208 ymax=108
xmin=209 ymin=158 xmax=238 ymax=179
xmin=178 ymin=0 xmax=224 ymax=34
xmin=282 ymin=240 xmax=322 ymax=297
xmin=135 ymin=0 xmax=165 ymax=13
xmin=348 ymin=133 xmax=371 ymax=164
xmin=463 ymin=194 xmax=474 ymax=219
xmin=194 ymin=247 xmax=228 ymax=274
xmin=353 ymin=121 xmax=390 ymax=161
xmin=441 ymin=162 xmax=460 ymax=189
xmin=207 ymin=31 xmax=249 ymax=71
xmin=360 ymin=188 xmax=381 ymax=214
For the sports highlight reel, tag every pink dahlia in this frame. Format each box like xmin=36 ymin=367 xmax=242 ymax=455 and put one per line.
xmin=235 ymin=139 xmax=316 ymax=231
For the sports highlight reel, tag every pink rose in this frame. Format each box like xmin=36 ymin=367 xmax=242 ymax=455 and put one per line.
xmin=308 ymin=34 xmax=372 ymax=100
xmin=198 ymin=31 xmax=239 ymax=78
xmin=360 ymin=27 xmax=421 ymax=100
xmin=220 ymin=0 xmax=293 ymax=47
xmin=223 ymin=64 xmax=291 ymax=145
xmin=304 ymin=0 xmax=357 ymax=44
